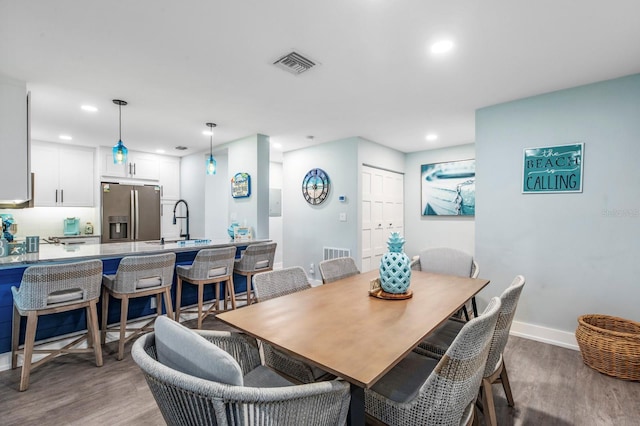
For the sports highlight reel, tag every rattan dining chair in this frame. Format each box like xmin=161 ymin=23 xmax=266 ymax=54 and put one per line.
xmin=415 ymin=275 xmax=526 ymax=426
xmin=231 ymin=242 xmax=277 ymax=306
xmin=410 ymin=247 xmax=480 ymax=320
xmin=132 ymin=316 xmax=351 ymax=426
xmin=253 ymin=267 xmax=334 ymax=383
xmin=175 ymin=246 xmax=236 ymax=328
xmin=101 ymin=252 xmax=176 ymax=360
xmin=365 ymin=297 xmax=502 ymax=426
xmin=11 ymin=259 xmax=103 ymax=391
xmin=318 ymin=256 xmax=360 ymax=284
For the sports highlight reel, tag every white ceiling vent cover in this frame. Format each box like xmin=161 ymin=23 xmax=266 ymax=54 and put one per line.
xmin=273 ymin=51 xmax=317 ymax=75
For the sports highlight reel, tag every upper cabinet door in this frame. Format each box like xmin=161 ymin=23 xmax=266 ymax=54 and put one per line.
xmin=58 ymin=146 xmax=94 ymax=206
xmin=31 ymin=142 xmax=60 ymax=206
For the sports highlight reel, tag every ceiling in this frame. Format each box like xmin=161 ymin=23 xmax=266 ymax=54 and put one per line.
xmin=2 ymin=1 xmax=640 ymax=159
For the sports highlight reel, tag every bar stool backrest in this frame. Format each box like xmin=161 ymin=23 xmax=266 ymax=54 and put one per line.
xmin=181 ymin=246 xmax=236 ymax=280
xmin=12 ymin=259 xmax=103 ymax=311
xmin=110 ymin=252 xmax=176 ymax=293
xmin=234 ymin=243 xmax=277 ymax=273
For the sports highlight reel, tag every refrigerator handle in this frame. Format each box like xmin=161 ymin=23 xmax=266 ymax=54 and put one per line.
xmin=135 ymin=189 xmax=140 ymax=240
xmin=130 ymin=190 xmax=135 ymax=240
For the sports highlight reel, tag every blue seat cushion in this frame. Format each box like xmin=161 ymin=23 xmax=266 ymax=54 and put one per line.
xmin=155 ymin=316 xmax=243 ymax=386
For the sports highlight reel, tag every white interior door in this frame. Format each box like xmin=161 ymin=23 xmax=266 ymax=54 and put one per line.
xmin=361 ymin=166 xmax=404 ymax=272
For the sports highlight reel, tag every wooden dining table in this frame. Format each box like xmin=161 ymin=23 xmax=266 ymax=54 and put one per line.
xmin=217 ymin=269 xmax=490 ymax=426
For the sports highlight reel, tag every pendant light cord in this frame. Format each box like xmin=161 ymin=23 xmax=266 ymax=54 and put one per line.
xmin=118 ymin=103 xmax=122 ymax=141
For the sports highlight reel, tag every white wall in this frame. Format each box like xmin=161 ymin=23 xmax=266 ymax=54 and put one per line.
xmin=283 ymin=138 xmax=359 ymax=281
xmin=179 ymin=152 xmax=206 ymax=239
xmin=404 ymin=144 xmax=476 ymax=258
xmin=475 ymin=73 xmax=640 ymax=347
xmin=269 ymin=161 xmax=283 ymax=267
xmin=204 ymin=151 xmax=229 ymax=239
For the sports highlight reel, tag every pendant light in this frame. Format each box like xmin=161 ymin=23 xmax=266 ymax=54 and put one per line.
xmin=112 ymin=99 xmax=128 ymax=164
xmin=205 ymin=122 xmax=217 ymax=175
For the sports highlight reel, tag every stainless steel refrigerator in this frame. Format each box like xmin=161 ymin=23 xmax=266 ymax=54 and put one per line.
xmin=101 ymin=182 xmax=161 ymax=243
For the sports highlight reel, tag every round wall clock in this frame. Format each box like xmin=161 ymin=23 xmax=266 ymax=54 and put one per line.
xmin=302 ymin=168 xmax=330 ymax=205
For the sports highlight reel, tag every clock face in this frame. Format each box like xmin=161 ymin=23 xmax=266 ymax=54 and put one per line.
xmin=302 ymin=168 xmax=330 ymax=205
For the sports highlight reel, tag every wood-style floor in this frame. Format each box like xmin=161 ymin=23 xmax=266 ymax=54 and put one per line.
xmin=1 ymin=318 xmax=638 ymax=426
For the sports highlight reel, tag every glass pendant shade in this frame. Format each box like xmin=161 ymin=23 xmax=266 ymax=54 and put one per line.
xmin=206 ymin=154 xmax=217 ymax=175
xmin=113 ymin=140 xmax=128 ymax=164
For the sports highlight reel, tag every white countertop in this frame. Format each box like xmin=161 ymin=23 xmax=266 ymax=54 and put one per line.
xmin=0 ymin=238 xmax=269 ymax=268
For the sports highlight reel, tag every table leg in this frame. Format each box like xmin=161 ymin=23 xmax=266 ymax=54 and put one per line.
xmin=347 ymin=383 xmax=365 ymax=426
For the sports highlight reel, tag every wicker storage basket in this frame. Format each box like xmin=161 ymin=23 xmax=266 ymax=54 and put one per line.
xmin=576 ymin=314 xmax=640 ymax=381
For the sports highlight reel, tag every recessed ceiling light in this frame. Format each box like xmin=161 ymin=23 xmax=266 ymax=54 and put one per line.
xmin=202 ymin=130 xmax=214 ymax=136
xmin=81 ymin=105 xmax=98 ymax=112
xmin=430 ymin=40 xmax=454 ymax=54
xmin=155 ymin=149 xmax=165 ymax=154
xmin=425 ymin=133 xmax=438 ymax=141
xmin=59 ymin=134 xmax=73 ymax=140
xmin=272 ymin=142 xmax=282 ymax=150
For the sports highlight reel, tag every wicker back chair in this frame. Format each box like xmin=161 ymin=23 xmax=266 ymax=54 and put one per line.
xmin=11 ymin=259 xmax=104 ymax=391
xmin=131 ymin=328 xmax=351 ymax=426
xmin=253 ymin=267 xmax=332 ymax=384
xmin=253 ymin=266 xmax=311 ymax=302
xmin=410 ymin=247 xmax=479 ymax=319
xmin=417 ymin=275 xmax=526 ymax=426
xmin=365 ymin=297 xmax=502 ymax=426
xmin=101 ymin=252 xmax=176 ymax=360
xmin=232 ymin=242 xmax=277 ymax=306
xmin=175 ymin=246 xmax=236 ymax=328
xmin=318 ymin=257 xmax=360 ymax=284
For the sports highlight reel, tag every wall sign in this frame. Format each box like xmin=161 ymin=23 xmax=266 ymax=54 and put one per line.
xmin=231 ymin=172 xmax=251 ymax=198
xmin=523 ymin=143 xmax=584 ymax=193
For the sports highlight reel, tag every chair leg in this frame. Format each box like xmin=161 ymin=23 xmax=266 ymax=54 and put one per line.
xmin=117 ymin=296 xmax=129 ymax=361
xmin=175 ymin=277 xmax=183 ymax=322
xmin=481 ymin=377 xmax=498 ymax=426
xmin=101 ymin=287 xmax=109 ymax=345
xmin=246 ymin=273 xmax=254 ymax=305
xmin=88 ymin=300 xmax=103 ymax=367
xmin=197 ymin=283 xmax=204 ymax=329
xmin=163 ymin=287 xmax=174 ymax=321
xmin=224 ymin=277 xmax=237 ymax=310
xmin=19 ymin=312 xmax=38 ymax=391
xmin=11 ymin=305 xmax=21 ymax=369
xmin=500 ymin=360 xmax=515 ymax=407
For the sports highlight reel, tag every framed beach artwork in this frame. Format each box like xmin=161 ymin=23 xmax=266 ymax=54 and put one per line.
xmin=421 ymin=159 xmax=475 ymax=216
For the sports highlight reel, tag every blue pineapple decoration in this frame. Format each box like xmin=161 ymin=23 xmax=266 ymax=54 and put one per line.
xmin=379 ymin=232 xmax=412 ymax=294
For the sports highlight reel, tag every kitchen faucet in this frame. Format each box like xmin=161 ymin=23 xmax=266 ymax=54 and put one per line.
xmin=172 ymin=199 xmax=190 ymax=240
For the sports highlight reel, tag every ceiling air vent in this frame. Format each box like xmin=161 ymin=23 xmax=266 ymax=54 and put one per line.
xmin=273 ymin=51 xmax=316 ymax=75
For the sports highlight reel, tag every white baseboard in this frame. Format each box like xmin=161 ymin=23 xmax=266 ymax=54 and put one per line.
xmin=510 ymin=320 xmax=579 ymax=351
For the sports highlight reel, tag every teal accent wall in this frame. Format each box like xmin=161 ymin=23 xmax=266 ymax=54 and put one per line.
xmin=476 ymin=73 xmax=640 ymax=334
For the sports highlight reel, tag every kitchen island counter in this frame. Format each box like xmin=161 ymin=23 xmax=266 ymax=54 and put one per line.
xmin=0 ymin=238 xmax=268 ymax=268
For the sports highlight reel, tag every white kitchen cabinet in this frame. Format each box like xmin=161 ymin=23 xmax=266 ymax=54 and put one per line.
xmin=158 ymin=156 xmax=181 ymax=200
xmin=0 ymin=75 xmax=30 ymax=202
xmin=101 ymin=149 xmax=159 ymax=180
xmin=31 ymin=141 xmax=95 ymax=207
